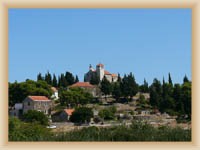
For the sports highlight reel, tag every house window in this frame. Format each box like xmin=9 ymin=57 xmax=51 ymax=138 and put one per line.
xmin=28 ymin=102 xmax=30 ymax=106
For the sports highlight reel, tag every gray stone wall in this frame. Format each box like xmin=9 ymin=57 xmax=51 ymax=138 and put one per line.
xmin=23 ymin=97 xmax=52 ymax=115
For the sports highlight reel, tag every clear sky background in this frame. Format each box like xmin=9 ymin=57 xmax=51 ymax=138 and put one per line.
xmin=9 ymin=8 xmax=191 ymax=85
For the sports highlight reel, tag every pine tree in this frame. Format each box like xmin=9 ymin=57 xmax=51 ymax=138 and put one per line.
xmin=140 ymin=78 xmax=149 ymax=93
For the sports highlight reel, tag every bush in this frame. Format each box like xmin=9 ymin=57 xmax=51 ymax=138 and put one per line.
xmin=22 ymin=110 xmax=49 ymax=126
xmin=9 ymin=117 xmax=51 ymax=141
xmin=70 ymin=107 xmax=93 ymax=124
xmin=99 ymin=106 xmax=116 ymax=120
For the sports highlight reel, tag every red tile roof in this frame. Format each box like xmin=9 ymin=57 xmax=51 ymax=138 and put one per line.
xmin=104 ymin=70 xmax=111 ymax=75
xmin=64 ymin=109 xmax=74 ymax=116
xmin=70 ymin=82 xmax=94 ymax=88
xmin=28 ymin=96 xmax=50 ymax=101
xmin=51 ymin=87 xmax=58 ymax=92
xmin=96 ymin=63 xmax=104 ymax=67
xmin=112 ymin=74 xmax=117 ymax=77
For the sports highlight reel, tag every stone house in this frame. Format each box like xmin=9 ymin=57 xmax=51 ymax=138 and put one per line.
xmin=23 ymin=96 xmax=52 ymax=115
xmin=60 ymin=109 xmax=75 ymax=121
xmin=52 ymin=108 xmax=75 ymax=122
xmin=69 ymin=82 xmax=100 ymax=97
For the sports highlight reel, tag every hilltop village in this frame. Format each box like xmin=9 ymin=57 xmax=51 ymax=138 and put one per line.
xmin=9 ymin=63 xmax=191 ymax=134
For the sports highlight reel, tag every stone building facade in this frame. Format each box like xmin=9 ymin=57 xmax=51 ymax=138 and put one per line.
xmin=23 ymin=96 xmax=52 ymax=115
xmin=84 ymin=63 xmax=118 ymax=83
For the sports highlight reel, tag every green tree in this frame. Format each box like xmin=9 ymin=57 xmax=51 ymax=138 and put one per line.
xmin=121 ymin=73 xmax=138 ymax=100
xmin=181 ymin=82 xmax=191 ymax=118
xmin=149 ymin=78 xmax=162 ymax=108
xmin=59 ymin=88 xmax=93 ymax=106
xmin=70 ymin=107 xmax=93 ymax=124
xmin=9 ymin=117 xmax=51 ymax=141
xmin=75 ymin=75 xmax=79 ymax=83
xmin=60 ymin=73 xmax=68 ymax=87
xmin=22 ymin=110 xmax=49 ymax=126
xmin=99 ymin=106 xmax=116 ymax=120
xmin=100 ymin=77 xmax=112 ymax=100
xmin=37 ymin=73 xmax=44 ymax=81
xmin=52 ymin=74 xmax=58 ymax=87
xmin=45 ymin=71 xmax=52 ymax=85
xmin=168 ymin=73 xmax=173 ymax=85
xmin=65 ymin=71 xmax=75 ymax=85
xmin=90 ymin=73 xmax=100 ymax=85
xmin=173 ymin=84 xmax=184 ymax=114
xmin=140 ymin=79 xmax=149 ymax=93
xmin=183 ymin=75 xmax=189 ymax=83
xmin=160 ymin=78 xmax=175 ymax=114
xmin=117 ymin=73 xmax=122 ymax=82
xmin=9 ymin=80 xmax=52 ymax=106
xmin=112 ymin=82 xmax=121 ymax=101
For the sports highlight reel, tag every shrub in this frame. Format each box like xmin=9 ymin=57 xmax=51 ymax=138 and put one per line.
xmin=9 ymin=117 xmax=51 ymax=141
xmin=22 ymin=110 xmax=49 ymax=126
xmin=70 ymin=107 xmax=93 ymax=124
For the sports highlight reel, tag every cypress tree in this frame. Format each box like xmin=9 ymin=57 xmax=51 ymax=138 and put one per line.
xmin=168 ymin=73 xmax=173 ymax=85
xmin=183 ymin=75 xmax=189 ymax=83
xmin=100 ymin=76 xmax=112 ymax=100
xmin=52 ymin=74 xmax=58 ymax=87
xmin=75 ymin=75 xmax=79 ymax=83
xmin=37 ymin=73 xmax=43 ymax=81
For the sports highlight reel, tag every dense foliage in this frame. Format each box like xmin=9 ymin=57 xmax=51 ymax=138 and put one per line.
xmin=89 ymin=73 xmax=100 ymax=85
xmin=99 ymin=106 xmax=117 ymax=120
xmin=59 ymin=88 xmax=93 ymax=106
xmin=100 ymin=77 xmax=112 ymax=98
xmin=55 ymin=122 xmax=190 ymax=141
xmin=70 ymin=107 xmax=93 ymax=124
xmin=9 ymin=117 xmax=51 ymax=141
xmin=22 ymin=110 xmax=49 ymax=126
xmin=149 ymin=75 xmax=191 ymax=118
xmin=37 ymin=71 xmax=79 ymax=87
xmin=9 ymin=80 xmax=52 ymax=106
xmin=9 ymin=118 xmax=191 ymax=141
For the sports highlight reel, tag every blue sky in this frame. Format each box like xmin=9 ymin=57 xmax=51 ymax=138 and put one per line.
xmin=9 ymin=8 xmax=191 ymax=85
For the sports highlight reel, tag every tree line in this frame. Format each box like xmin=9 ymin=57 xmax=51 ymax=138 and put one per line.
xmin=9 ymin=70 xmax=191 ymax=119
xmin=9 ymin=80 xmax=53 ymax=106
xmin=97 ymin=73 xmax=191 ymax=118
xmin=149 ymin=74 xmax=191 ymax=118
xmin=37 ymin=71 xmax=79 ymax=87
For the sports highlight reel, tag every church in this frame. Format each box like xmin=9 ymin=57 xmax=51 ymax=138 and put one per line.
xmin=84 ymin=63 xmax=118 ymax=83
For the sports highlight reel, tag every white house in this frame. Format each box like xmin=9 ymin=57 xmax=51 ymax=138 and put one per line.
xmin=9 ymin=103 xmax=23 ymax=118
xmin=51 ymin=87 xmax=59 ymax=100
